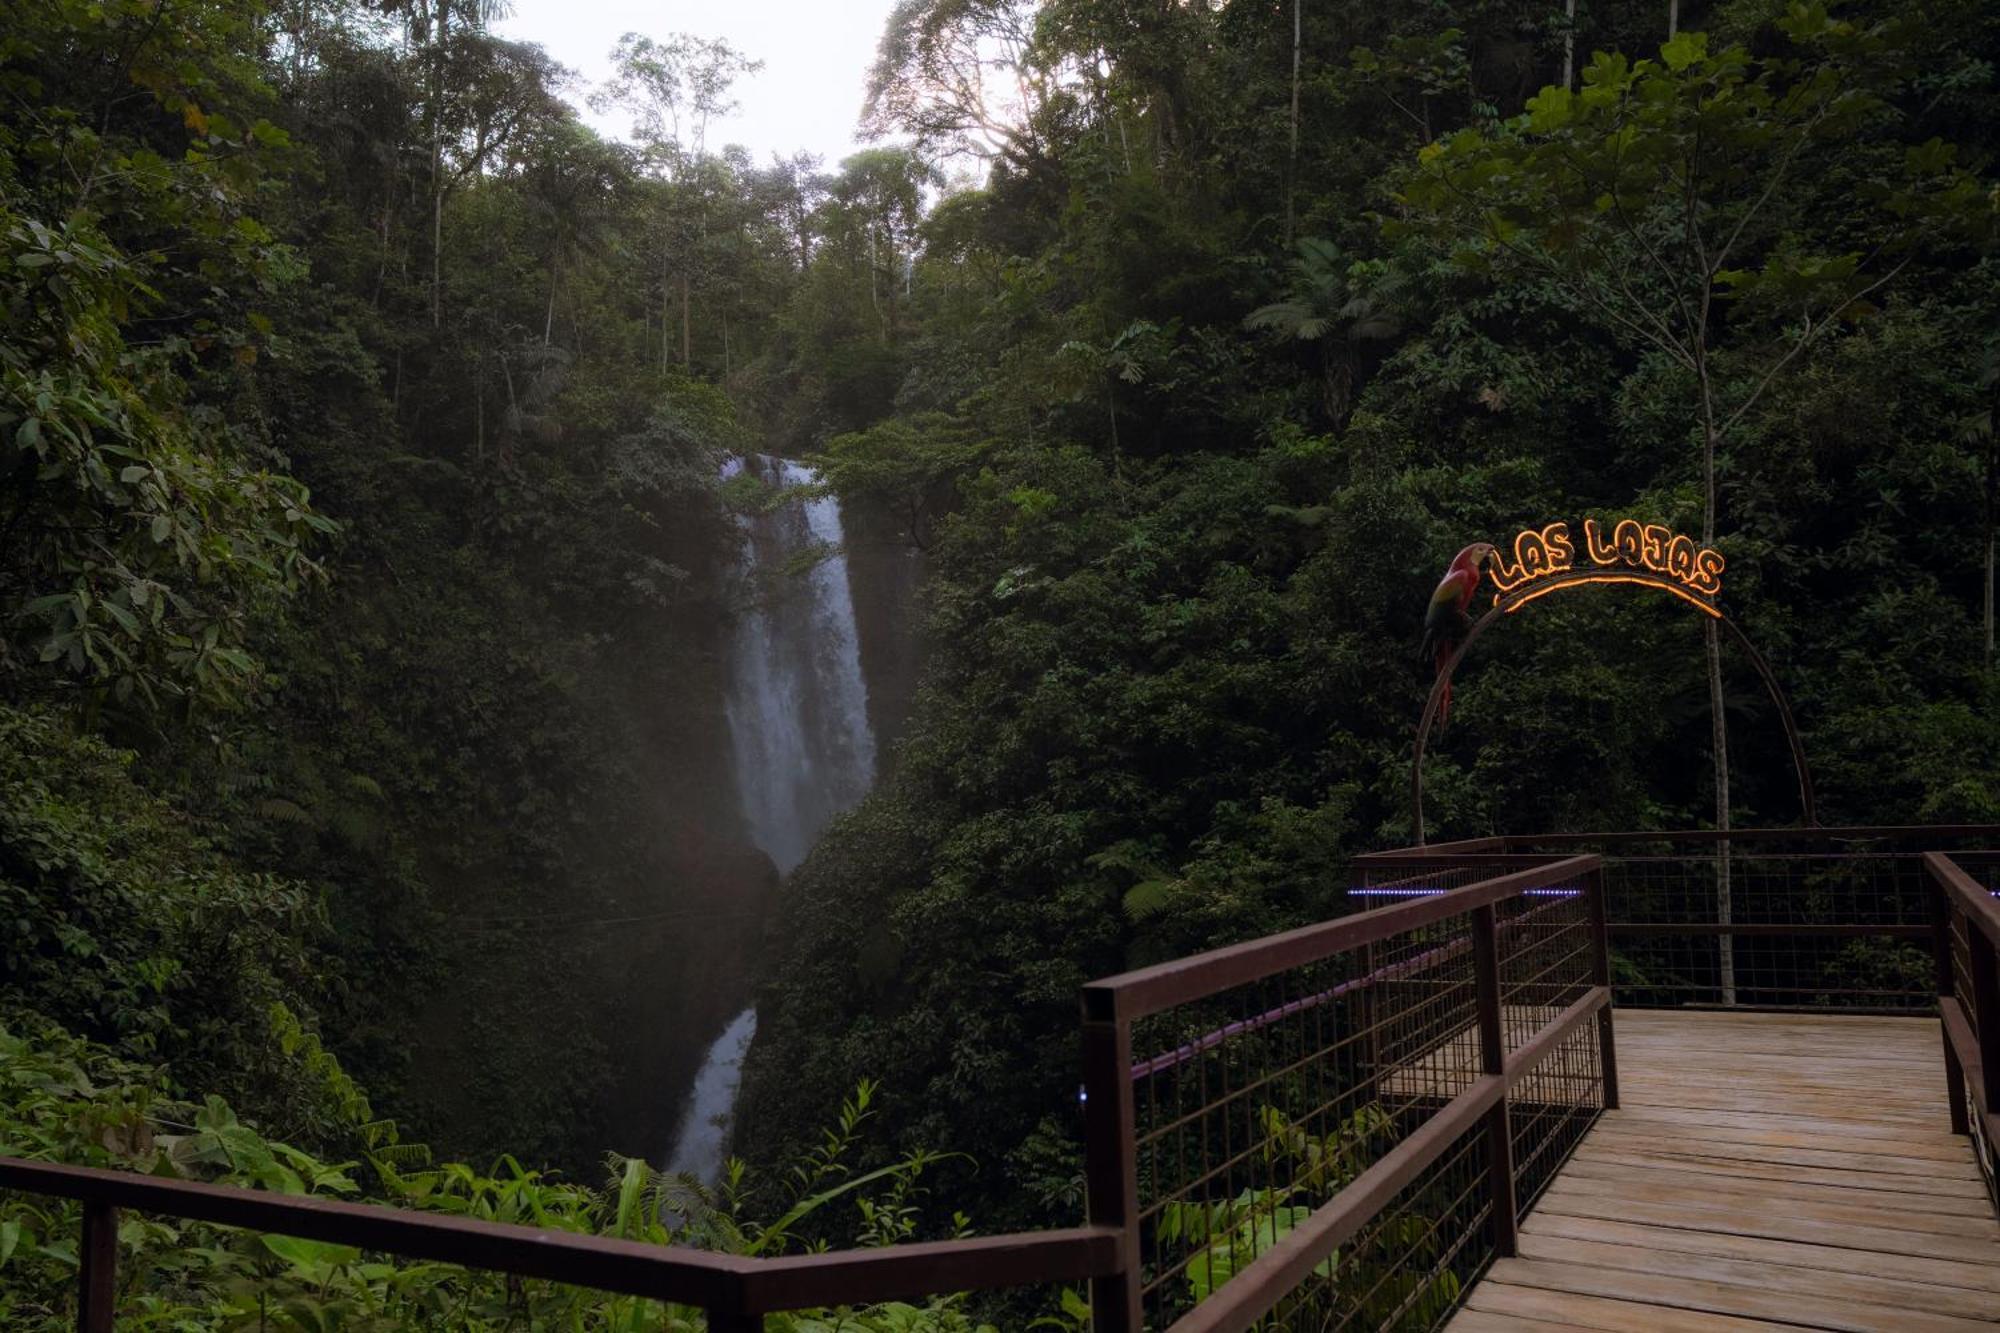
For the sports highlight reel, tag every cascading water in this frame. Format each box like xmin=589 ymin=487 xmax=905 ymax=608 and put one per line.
xmin=663 ymin=1007 xmax=758 ymax=1180
xmin=719 ymin=454 xmax=878 ymax=876
xmin=664 ymin=453 xmax=881 ymax=1182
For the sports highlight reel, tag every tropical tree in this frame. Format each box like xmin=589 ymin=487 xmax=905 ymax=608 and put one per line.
xmin=597 ymin=33 xmax=763 ymax=368
xmin=596 ymin=32 xmax=762 ymax=163
xmin=863 ymin=0 xmax=1045 ymax=166
xmin=1244 ymin=240 xmax=1406 ymax=429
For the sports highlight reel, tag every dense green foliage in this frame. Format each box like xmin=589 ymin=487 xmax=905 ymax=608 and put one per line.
xmin=739 ymin=0 xmax=2000 ymax=1228
xmin=0 ymin=0 xmax=798 ymax=1174
xmin=0 ymin=1018 xmax=1018 ymax=1330
xmin=1 ymin=0 xmax=1997 ymax=1321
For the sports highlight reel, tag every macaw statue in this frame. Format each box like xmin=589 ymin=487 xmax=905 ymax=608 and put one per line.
xmin=1418 ymin=543 xmax=1497 ymax=729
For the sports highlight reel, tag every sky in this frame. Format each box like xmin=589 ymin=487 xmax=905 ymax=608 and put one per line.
xmin=496 ymin=0 xmax=902 ymax=169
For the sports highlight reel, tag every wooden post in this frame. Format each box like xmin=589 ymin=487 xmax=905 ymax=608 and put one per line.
xmin=1587 ymin=865 xmax=1620 ymax=1111
xmin=1933 ymin=876 xmax=1970 ymax=1136
xmin=1080 ymin=989 xmax=1141 ymax=1332
xmin=1968 ymin=927 xmax=2000 ymax=1121
xmin=1471 ymin=904 xmax=1518 ymax=1255
xmin=78 ymin=1201 xmax=117 ymax=1333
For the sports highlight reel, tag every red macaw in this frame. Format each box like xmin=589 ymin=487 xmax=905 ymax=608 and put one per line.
xmin=1418 ymin=543 xmax=1497 ymax=729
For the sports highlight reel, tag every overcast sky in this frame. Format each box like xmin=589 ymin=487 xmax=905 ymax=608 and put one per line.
xmin=496 ymin=0 xmax=901 ymax=169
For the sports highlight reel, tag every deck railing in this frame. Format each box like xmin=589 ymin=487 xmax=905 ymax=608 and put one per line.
xmin=1358 ymin=825 xmax=2000 ymax=1012
xmin=1081 ymin=854 xmax=1613 ymax=1331
xmin=1927 ymin=849 xmax=2000 ymax=1210
xmin=14 ymin=832 xmax=1999 ymax=1330
xmin=2 ymin=856 xmax=1615 ymax=1332
xmin=1358 ymin=829 xmax=2000 ymax=1215
xmin=0 ymin=1156 xmax=1120 ymax=1332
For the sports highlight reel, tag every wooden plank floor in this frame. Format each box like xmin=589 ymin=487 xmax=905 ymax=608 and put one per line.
xmin=1448 ymin=1010 xmax=2000 ymax=1332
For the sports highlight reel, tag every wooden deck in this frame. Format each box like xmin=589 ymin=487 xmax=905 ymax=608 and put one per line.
xmin=1449 ymin=1009 xmax=2000 ymax=1332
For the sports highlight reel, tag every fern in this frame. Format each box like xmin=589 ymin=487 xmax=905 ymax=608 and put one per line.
xmin=1120 ymin=878 xmax=1181 ymax=921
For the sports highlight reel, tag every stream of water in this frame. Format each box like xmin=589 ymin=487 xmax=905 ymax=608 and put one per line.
xmin=663 ymin=454 xmax=882 ymax=1182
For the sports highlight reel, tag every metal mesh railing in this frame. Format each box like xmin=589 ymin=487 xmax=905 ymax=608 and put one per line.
xmin=1495 ymin=883 xmax=1593 ymax=1047
xmin=1506 ymin=1019 xmax=1603 ymax=1216
xmin=1495 ymin=885 xmax=1601 ymax=1220
xmin=1954 ymin=908 xmax=1976 ymax=1042
xmin=1599 ymin=849 xmax=1932 ymax=1008
xmin=1126 ymin=914 xmax=1480 ymax=1328
xmin=19 ymin=831 xmax=1999 ymax=1333
xmin=1081 ymin=856 xmax=1613 ymax=1333
xmin=1257 ymin=1124 xmax=1491 ymax=1331
xmin=1455 ymin=830 xmax=2000 ymax=1013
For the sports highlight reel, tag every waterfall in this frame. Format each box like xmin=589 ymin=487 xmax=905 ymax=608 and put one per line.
xmin=664 ymin=453 xmax=880 ymax=1182
xmin=663 ymin=1007 xmax=758 ymax=1180
xmin=719 ymin=453 xmax=877 ymax=876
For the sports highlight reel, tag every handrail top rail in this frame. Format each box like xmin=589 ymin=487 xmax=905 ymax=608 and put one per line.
xmin=1927 ymin=851 xmax=2000 ymax=952
xmin=1082 ymin=854 xmax=1601 ymax=1023
xmin=1353 ymin=836 xmax=1513 ymax=861
xmin=0 ymin=1157 xmax=1121 ymax=1314
xmin=1356 ymin=824 xmax=2000 ymax=859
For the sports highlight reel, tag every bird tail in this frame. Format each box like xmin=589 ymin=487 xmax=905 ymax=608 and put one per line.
xmin=1434 ymin=646 xmax=1453 ymax=731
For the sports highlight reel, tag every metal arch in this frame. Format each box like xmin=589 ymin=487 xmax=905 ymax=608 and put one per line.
xmin=1411 ymin=569 xmax=1817 ymax=845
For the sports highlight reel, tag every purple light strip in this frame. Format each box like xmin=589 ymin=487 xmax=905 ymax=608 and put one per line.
xmin=1350 ymin=887 xmax=1581 ymax=897
xmin=1127 ymin=888 xmax=1578 ymax=1081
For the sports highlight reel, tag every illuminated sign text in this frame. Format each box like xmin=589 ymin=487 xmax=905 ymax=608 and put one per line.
xmin=1487 ymin=519 xmax=1723 ymax=615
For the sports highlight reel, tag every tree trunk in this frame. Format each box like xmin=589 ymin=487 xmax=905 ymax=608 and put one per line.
xmin=430 ymin=3 xmax=446 ymax=330
xmin=868 ymin=229 xmax=887 ymax=343
xmin=1563 ymin=0 xmax=1576 ymax=89
xmin=1700 ymin=408 xmax=1734 ymax=1005
xmin=1285 ymin=0 xmax=1301 ymax=246
xmin=1106 ymin=381 xmax=1121 ymax=482
xmin=543 ymin=252 xmax=558 ymax=347
xmin=431 ymin=182 xmax=443 ymax=328
xmin=1668 ymin=0 xmax=1679 ymax=39
xmin=1984 ymin=420 xmax=1995 ymax=664
xmin=1705 ymin=617 xmax=1734 ymax=1004
xmin=681 ymin=273 xmax=691 ymax=366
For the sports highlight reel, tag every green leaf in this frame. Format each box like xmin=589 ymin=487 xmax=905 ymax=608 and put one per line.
xmin=100 ymin=600 xmax=139 ymax=634
xmin=260 ymin=1234 xmax=361 ymax=1270
xmin=1526 ymin=85 xmax=1573 ymax=131
xmin=1661 ymin=32 xmax=1707 ymax=72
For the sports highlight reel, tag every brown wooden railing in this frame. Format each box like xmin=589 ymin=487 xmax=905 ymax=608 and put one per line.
xmin=1359 ymin=825 xmax=2000 ymax=1011
xmin=1926 ymin=849 xmax=2000 ymax=1209
xmin=2 ymin=855 xmax=1622 ymax=1331
xmin=11 ymin=833 xmax=2000 ymax=1329
xmin=0 ymin=1156 xmax=1120 ymax=1331
xmin=1080 ymin=854 xmax=1614 ymax=1331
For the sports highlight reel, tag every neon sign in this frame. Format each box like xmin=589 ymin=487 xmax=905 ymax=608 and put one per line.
xmin=1487 ymin=519 xmax=1724 ymax=616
